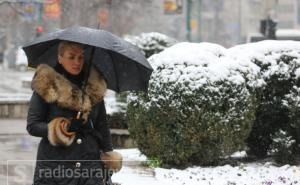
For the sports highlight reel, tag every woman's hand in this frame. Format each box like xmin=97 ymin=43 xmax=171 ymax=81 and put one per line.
xmin=67 ymin=118 xmax=85 ymax=132
xmin=100 ymin=151 xmax=123 ymax=172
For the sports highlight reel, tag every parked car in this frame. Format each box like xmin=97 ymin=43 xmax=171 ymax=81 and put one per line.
xmin=247 ymin=29 xmax=300 ymax=43
xmin=15 ymin=47 xmax=28 ymax=71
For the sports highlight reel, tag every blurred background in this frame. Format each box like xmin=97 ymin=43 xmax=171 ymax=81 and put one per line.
xmin=1 ymin=0 xmax=300 ymax=70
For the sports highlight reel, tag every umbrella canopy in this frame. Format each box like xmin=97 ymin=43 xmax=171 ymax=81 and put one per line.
xmin=23 ymin=26 xmax=153 ymax=92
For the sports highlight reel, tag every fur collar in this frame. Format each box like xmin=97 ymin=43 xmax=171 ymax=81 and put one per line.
xmin=31 ymin=64 xmax=107 ymax=121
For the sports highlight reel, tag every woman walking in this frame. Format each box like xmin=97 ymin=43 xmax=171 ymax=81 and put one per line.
xmin=27 ymin=41 xmax=122 ymax=185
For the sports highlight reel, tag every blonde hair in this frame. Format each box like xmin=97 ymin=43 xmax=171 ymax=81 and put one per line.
xmin=58 ymin=41 xmax=83 ymax=56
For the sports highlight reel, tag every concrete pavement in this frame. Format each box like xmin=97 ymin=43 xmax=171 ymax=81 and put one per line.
xmin=0 ymin=119 xmax=28 ymax=135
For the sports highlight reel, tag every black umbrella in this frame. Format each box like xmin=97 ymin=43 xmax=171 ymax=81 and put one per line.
xmin=22 ymin=26 xmax=153 ymax=92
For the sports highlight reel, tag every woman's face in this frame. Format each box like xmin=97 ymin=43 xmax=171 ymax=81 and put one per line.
xmin=58 ymin=45 xmax=84 ymax=75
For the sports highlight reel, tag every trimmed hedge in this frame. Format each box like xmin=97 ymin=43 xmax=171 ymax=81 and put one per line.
xmin=245 ymin=51 xmax=300 ymax=160
xmin=125 ymin=32 xmax=176 ymax=58
xmin=127 ymin=41 xmax=300 ymax=166
xmin=127 ymin=43 xmax=260 ymax=167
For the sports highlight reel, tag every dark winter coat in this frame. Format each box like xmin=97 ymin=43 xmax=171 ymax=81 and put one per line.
xmin=27 ymin=64 xmax=113 ymax=185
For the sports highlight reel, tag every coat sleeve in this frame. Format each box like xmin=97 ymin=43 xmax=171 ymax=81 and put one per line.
xmin=95 ymin=100 xmax=113 ymax=152
xmin=26 ymin=91 xmax=49 ymax=138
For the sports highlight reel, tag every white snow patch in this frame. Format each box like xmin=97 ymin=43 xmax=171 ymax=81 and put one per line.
xmin=112 ymin=149 xmax=300 ymax=185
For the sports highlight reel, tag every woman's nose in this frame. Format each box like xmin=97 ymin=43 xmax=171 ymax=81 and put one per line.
xmin=75 ymin=58 xmax=83 ymax=64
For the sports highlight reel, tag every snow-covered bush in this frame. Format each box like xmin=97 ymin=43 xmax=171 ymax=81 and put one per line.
xmin=125 ymin=32 xmax=176 ymax=58
xmin=229 ymin=41 xmax=300 ymax=159
xmin=127 ymin=42 xmax=261 ymax=167
xmin=269 ymin=129 xmax=297 ymax=164
xmin=283 ymin=85 xmax=300 ymax=159
xmin=119 ymin=32 xmax=176 ymax=116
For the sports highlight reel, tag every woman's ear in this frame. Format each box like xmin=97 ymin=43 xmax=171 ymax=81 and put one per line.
xmin=58 ymin=55 xmax=62 ymax=64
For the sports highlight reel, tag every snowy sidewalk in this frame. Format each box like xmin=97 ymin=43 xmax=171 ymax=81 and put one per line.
xmin=0 ymin=119 xmax=27 ymax=135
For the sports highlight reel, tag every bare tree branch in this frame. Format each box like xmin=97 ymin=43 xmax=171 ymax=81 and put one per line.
xmin=0 ymin=0 xmax=19 ymax=5
xmin=0 ymin=0 xmax=26 ymax=15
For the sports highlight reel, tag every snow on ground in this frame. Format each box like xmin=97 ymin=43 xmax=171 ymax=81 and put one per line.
xmin=112 ymin=149 xmax=159 ymax=185
xmin=114 ymin=148 xmax=147 ymax=161
xmin=155 ymin=164 xmax=300 ymax=185
xmin=113 ymin=149 xmax=300 ymax=185
xmin=113 ymin=166 xmax=159 ymax=185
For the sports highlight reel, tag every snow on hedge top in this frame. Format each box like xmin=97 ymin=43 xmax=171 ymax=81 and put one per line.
xmin=228 ymin=40 xmax=300 ymax=80
xmin=149 ymin=42 xmax=226 ymax=67
xmin=148 ymin=40 xmax=300 ymax=89
xmin=228 ymin=40 xmax=300 ymax=62
xmin=230 ymin=40 xmax=300 ymax=54
xmin=148 ymin=42 xmax=262 ymax=88
xmin=125 ymin=32 xmax=176 ymax=50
